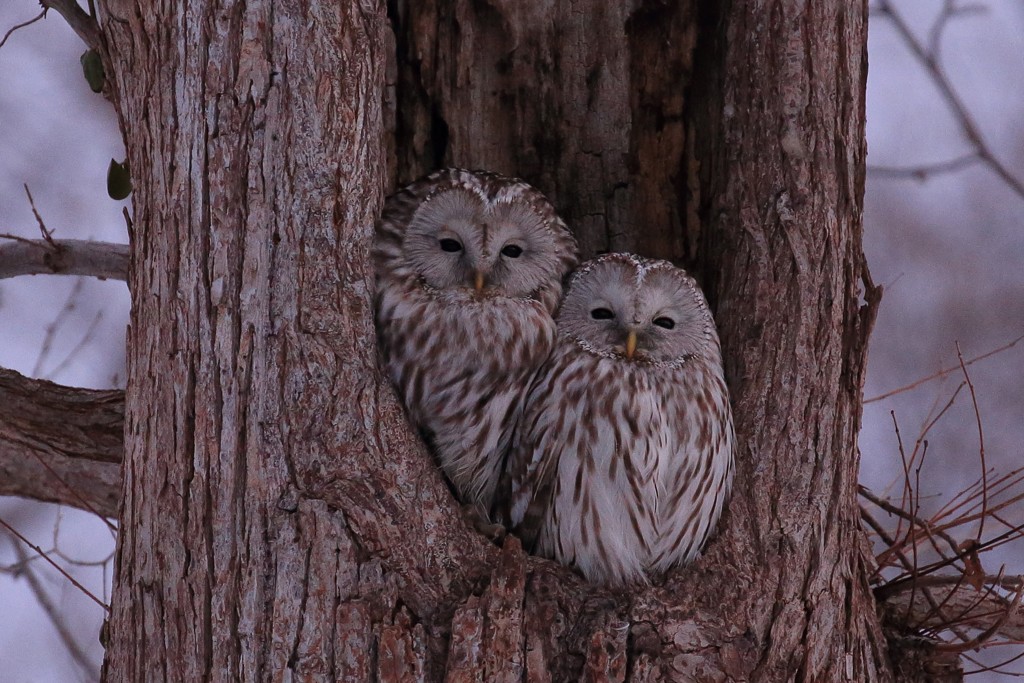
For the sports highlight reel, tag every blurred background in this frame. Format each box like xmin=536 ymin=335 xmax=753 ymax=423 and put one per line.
xmin=0 ymin=1 xmax=1021 ymax=679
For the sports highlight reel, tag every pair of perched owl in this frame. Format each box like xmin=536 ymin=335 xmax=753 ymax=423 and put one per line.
xmin=373 ymin=168 xmax=734 ymax=584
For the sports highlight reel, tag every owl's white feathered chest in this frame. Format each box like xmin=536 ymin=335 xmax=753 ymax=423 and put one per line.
xmin=521 ymin=345 xmax=733 ymax=584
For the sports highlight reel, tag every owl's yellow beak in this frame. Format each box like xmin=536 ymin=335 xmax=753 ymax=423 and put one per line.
xmin=625 ymin=330 xmax=638 ymax=359
xmin=474 ymin=270 xmax=485 ymax=291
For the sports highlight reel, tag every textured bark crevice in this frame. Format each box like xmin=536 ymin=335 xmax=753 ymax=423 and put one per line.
xmin=682 ymin=1 xmax=893 ymax=678
xmin=0 ymin=368 xmax=122 ymax=517
xmin=389 ymin=0 xmax=700 ymax=262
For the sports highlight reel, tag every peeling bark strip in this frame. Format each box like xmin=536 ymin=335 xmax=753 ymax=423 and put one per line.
xmin=0 ymin=369 xmax=121 ymax=517
xmin=92 ymin=0 xmax=903 ymax=681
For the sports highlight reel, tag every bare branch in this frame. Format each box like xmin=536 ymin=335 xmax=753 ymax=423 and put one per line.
xmin=0 ymin=8 xmax=46 ymax=50
xmin=867 ymin=153 xmax=981 ymax=180
xmin=5 ymin=535 xmax=99 ymax=680
xmin=0 ymin=368 xmax=122 ymax=518
xmin=874 ymin=0 xmax=1024 ymax=201
xmin=866 ymin=332 xmax=1024 ymax=403
xmin=0 ymin=238 xmax=128 ymax=281
xmin=38 ymin=0 xmax=101 ymax=51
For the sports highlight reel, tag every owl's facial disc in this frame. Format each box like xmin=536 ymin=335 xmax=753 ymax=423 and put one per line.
xmin=401 ymin=185 xmax=571 ymax=301
xmin=559 ymin=257 xmax=713 ymax=364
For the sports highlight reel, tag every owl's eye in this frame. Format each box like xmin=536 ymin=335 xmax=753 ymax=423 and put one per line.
xmin=439 ymin=238 xmax=463 ymax=253
xmin=501 ymin=244 xmax=524 ymax=258
xmin=653 ymin=317 xmax=675 ymax=330
xmin=590 ymin=308 xmax=615 ymax=320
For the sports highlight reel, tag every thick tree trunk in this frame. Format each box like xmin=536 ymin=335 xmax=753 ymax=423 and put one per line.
xmin=98 ymin=1 xmax=491 ymax=679
xmin=399 ymin=0 xmax=890 ymax=677
xmin=94 ymin=0 xmax=900 ymax=680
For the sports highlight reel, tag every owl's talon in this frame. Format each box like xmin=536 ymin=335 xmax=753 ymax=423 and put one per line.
xmin=462 ymin=502 xmax=507 ymax=542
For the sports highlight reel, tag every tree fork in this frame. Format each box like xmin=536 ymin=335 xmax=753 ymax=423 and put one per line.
xmin=88 ymin=0 xmax=905 ymax=680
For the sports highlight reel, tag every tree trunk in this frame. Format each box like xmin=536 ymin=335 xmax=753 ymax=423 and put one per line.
xmin=95 ymin=0 xmax=903 ymax=680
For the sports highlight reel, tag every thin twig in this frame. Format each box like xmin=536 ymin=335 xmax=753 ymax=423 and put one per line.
xmin=31 ymin=278 xmax=86 ymax=377
xmin=24 ymin=184 xmax=56 ymax=244
xmin=932 ymin=470 xmax=1024 ymax=536
xmin=873 ymin=0 xmax=1024 ymax=201
xmin=0 ymin=517 xmax=109 ymax=611
xmin=6 ymin=535 xmax=99 ymax=681
xmin=861 ymin=505 xmax=972 ymax=641
xmin=868 ymin=153 xmax=981 ymax=180
xmin=903 ymin=443 xmax=927 ymax=625
xmin=46 ymin=309 xmax=104 ymax=381
xmin=890 ymin=411 xmax=911 ymax=541
xmin=0 ymin=8 xmax=46 ymax=50
xmin=860 ymin=486 xmax=961 ymax=564
xmin=913 ymin=384 xmax=965 ymax=470
xmin=938 ymin=566 xmax=1005 ymax=636
xmin=51 ymin=500 xmax=116 ymax=551
xmin=24 ymin=447 xmax=118 ymax=532
xmin=957 ymin=342 xmax=988 ymax=541
xmin=866 ymin=332 xmax=1024 ymax=403
xmin=926 ymin=0 xmax=955 ymax=59
xmin=962 ymin=645 xmax=1024 ymax=675
xmin=932 ymin=491 xmax=1024 ymax=542
xmin=877 ymin=521 xmax=1024 ymax=598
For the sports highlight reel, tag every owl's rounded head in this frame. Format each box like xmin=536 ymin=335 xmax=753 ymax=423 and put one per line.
xmin=558 ymin=253 xmax=719 ymax=366
xmin=380 ymin=169 xmax=577 ymax=303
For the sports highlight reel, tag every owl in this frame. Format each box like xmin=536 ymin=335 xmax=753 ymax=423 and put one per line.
xmin=373 ymin=168 xmax=578 ymax=515
xmin=508 ymin=253 xmax=734 ymax=584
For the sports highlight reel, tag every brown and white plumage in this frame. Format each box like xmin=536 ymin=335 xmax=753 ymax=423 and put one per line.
xmin=509 ymin=253 xmax=734 ymax=584
xmin=374 ymin=168 xmax=578 ymax=513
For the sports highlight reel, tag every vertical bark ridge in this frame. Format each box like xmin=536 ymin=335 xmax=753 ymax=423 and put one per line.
xmin=687 ymin=0 xmax=890 ymax=680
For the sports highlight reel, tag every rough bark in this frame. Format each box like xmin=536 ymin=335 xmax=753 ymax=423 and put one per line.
xmin=0 ymin=368 xmax=121 ymax=517
xmin=392 ymin=0 xmax=892 ymax=677
xmin=87 ymin=0 xmax=901 ymax=681
xmin=98 ymin=1 xmax=491 ymax=680
xmin=391 ymin=0 xmax=699 ymax=262
xmin=684 ymin=2 xmax=889 ymax=677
